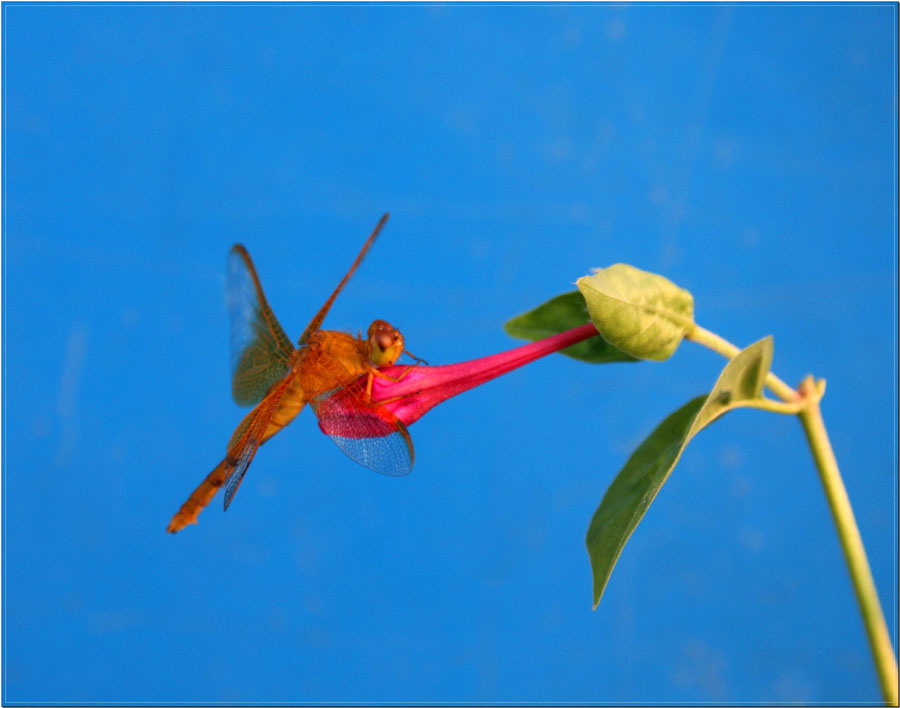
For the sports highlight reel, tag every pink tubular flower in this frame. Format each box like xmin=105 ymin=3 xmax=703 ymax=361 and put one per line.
xmin=371 ymin=322 xmax=600 ymax=426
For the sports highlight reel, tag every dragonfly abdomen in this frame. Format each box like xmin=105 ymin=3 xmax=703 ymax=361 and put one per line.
xmin=263 ymin=373 xmax=306 ymax=443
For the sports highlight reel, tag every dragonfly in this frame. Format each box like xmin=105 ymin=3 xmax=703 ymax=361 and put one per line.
xmin=167 ymin=214 xmax=421 ymax=533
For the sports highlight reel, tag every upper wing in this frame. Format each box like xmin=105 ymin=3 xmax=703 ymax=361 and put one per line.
xmin=228 ymin=245 xmax=294 ymax=407
xmin=310 ymin=373 xmax=414 ymax=477
xmin=297 ymin=214 xmax=389 ymax=345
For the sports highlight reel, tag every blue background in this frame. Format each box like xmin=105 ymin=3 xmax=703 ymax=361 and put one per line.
xmin=3 ymin=3 xmax=897 ymax=704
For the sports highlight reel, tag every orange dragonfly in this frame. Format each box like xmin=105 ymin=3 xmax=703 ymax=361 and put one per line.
xmin=167 ymin=214 xmax=419 ymax=533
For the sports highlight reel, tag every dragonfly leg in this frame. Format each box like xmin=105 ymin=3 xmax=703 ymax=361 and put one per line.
xmin=371 ymin=393 xmax=406 ymax=406
xmin=365 ymin=363 xmax=418 ymax=398
xmin=402 ymin=349 xmax=429 ymax=365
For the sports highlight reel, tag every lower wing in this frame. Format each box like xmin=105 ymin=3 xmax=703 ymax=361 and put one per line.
xmin=167 ymin=378 xmax=291 ymax=532
xmin=311 ymin=376 xmax=414 ymax=477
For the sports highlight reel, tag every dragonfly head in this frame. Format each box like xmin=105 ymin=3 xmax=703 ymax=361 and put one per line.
xmin=367 ymin=320 xmax=405 ymax=367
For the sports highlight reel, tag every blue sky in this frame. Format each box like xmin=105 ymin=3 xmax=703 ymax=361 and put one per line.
xmin=3 ymin=3 xmax=897 ymax=704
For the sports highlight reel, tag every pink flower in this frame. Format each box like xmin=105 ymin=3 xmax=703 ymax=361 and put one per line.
xmin=371 ymin=322 xmax=599 ymax=426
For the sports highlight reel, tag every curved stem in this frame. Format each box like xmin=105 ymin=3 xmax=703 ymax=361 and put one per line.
xmin=687 ymin=323 xmax=898 ymax=704
xmin=738 ymin=397 xmax=809 ymax=415
xmin=686 ymin=324 xmax=799 ymax=402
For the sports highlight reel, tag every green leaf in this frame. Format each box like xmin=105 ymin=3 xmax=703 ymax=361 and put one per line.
xmin=586 ymin=336 xmax=774 ymax=608
xmin=504 ymin=291 xmax=638 ymax=363
xmin=576 ymin=264 xmax=695 ymax=361
xmin=688 ymin=336 xmax=773 ymax=433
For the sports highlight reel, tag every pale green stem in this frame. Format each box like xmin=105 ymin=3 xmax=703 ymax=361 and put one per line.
xmin=738 ymin=398 xmax=809 ymax=415
xmin=798 ymin=390 xmax=898 ymax=706
xmin=686 ymin=323 xmax=898 ymax=705
xmin=687 ymin=324 xmax=800 ymax=402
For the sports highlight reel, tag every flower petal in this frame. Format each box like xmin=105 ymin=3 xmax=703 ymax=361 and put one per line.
xmin=371 ymin=323 xmax=599 ymax=425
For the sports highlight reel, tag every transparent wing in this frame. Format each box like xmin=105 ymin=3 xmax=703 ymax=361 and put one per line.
xmin=223 ymin=434 xmax=262 ymax=511
xmin=310 ymin=374 xmax=414 ymax=477
xmin=297 ymin=214 xmax=389 ymax=345
xmin=228 ymin=245 xmax=294 ymax=407
xmin=223 ymin=377 xmax=291 ymax=510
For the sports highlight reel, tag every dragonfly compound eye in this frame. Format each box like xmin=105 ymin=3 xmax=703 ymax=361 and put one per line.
xmin=368 ymin=321 xmax=405 ymax=366
xmin=373 ymin=330 xmax=395 ymax=351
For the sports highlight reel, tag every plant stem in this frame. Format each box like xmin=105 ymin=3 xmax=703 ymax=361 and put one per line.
xmin=738 ymin=398 xmax=809 ymax=415
xmin=798 ymin=389 xmax=898 ymax=706
xmin=687 ymin=323 xmax=898 ymax=705
xmin=687 ymin=324 xmax=799 ymax=402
